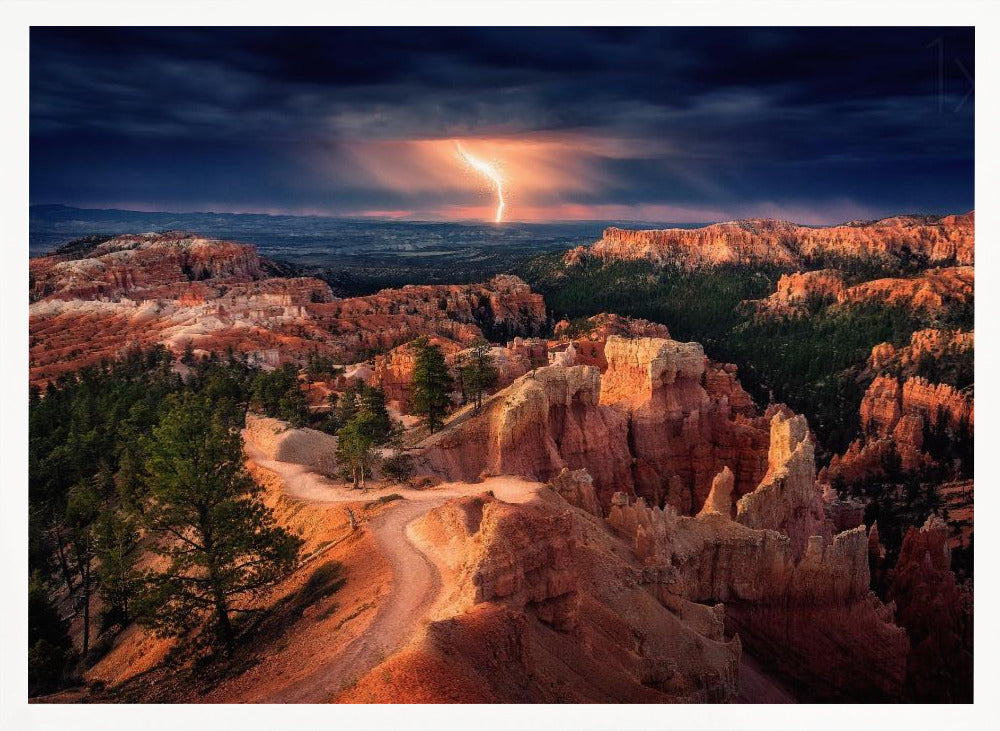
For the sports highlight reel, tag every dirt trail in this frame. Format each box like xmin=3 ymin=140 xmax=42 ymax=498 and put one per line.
xmin=264 ymin=495 xmax=447 ymax=703
xmin=245 ymin=438 xmax=539 ymax=703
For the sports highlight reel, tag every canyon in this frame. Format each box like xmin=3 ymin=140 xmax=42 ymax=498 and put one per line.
xmin=29 ymin=233 xmax=547 ymax=387
xmin=28 ymin=221 xmax=973 ymax=705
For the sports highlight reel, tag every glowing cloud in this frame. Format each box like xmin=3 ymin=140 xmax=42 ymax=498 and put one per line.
xmin=455 ymin=141 xmax=505 ymax=223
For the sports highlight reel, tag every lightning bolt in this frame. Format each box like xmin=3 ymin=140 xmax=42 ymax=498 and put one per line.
xmin=455 ymin=142 xmax=505 ymax=223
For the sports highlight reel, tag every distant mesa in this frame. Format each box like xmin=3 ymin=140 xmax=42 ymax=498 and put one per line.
xmin=563 ymin=212 xmax=974 ymax=269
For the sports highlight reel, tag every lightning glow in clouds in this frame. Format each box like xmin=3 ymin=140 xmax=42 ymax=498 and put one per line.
xmin=455 ymin=142 xmax=506 ymax=223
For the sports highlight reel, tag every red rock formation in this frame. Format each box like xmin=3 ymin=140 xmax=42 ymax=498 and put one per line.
xmin=888 ymin=515 xmax=973 ymax=702
xmin=697 ymin=466 xmax=735 ymax=519
xmin=372 ymin=336 xmax=548 ymax=413
xmin=758 ymin=267 xmax=973 ymax=316
xmin=768 ymin=269 xmax=846 ymax=308
xmin=867 ymin=328 xmax=974 ymax=375
xmin=381 ymin=491 xmax=744 ymax=703
xmin=548 ymin=313 xmax=672 ymax=371
xmin=371 ymin=336 xmax=464 ymax=410
xmin=29 ymin=232 xmax=268 ymax=302
xmin=824 ymin=371 xmax=973 ymax=488
xmin=599 ymin=336 xmax=771 ymax=513
xmin=417 ymin=357 xmax=910 ymax=700
xmin=29 ymin=233 xmax=548 ymax=387
xmin=419 ymin=365 xmax=635 ymax=497
xmin=735 ymin=413 xmax=830 ymax=558
xmin=419 ymin=336 xmax=774 ymax=513
xmin=566 ymin=219 xmax=803 ymax=267
xmin=607 ymin=429 xmax=908 ymax=701
xmin=566 ymin=212 xmax=973 ymax=269
xmin=845 ymin=266 xmax=974 ymax=311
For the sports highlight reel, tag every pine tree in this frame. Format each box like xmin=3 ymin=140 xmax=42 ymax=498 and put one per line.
xmin=335 ymin=385 xmax=394 ymax=488
xmin=138 ymin=393 xmax=302 ymax=656
xmin=64 ymin=479 xmax=101 ymax=659
xmin=28 ymin=572 xmax=74 ymax=696
xmin=94 ymin=509 xmax=143 ymax=629
xmin=410 ymin=337 xmax=451 ymax=432
xmin=459 ymin=338 xmax=499 ymax=410
xmin=335 ymin=420 xmax=378 ymax=489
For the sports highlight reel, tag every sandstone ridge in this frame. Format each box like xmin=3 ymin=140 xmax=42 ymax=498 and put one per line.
xmin=564 ymin=212 xmax=974 ymax=269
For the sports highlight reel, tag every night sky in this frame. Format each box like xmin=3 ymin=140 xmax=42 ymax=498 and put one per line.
xmin=30 ymin=27 xmax=974 ymax=224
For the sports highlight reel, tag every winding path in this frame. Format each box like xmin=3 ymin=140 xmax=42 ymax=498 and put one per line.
xmin=265 ymin=495 xmax=447 ymax=703
xmin=246 ymin=441 xmax=538 ymax=703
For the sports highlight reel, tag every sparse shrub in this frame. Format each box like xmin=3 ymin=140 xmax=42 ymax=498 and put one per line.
xmin=365 ymin=493 xmax=402 ymax=509
xmin=380 ymin=452 xmax=415 ymax=483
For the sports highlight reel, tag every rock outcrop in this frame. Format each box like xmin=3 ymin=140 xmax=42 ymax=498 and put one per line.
xmin=419 ymin=365 xmax=634 ymax=497
xmin=866 ymin=328 xmax=974 ymax=376
xmin=607 ymin=429 xmax=908 ymax=701
xmin=419 ymin=336 xmax=773 ymax=512
xmin=769 ymin=269 xmax=846 ymax=307
xmin=565 ymin=213 xmax=974 ymax=269
xmin=735 ymin=413 xmax=830 ymax=558
xmin=599 ymin=336 xmax=771 ymax=512
xmin=823 ymin=372 xmax=973 ymax=487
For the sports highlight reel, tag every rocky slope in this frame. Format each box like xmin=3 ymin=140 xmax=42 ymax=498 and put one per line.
xmin=341 ymin=486 xmax=743 ymax=703
xmin=564 ymin=212 xmax=974 ymax=269
xmin=29 ymin=233 xmax=547 ymax=386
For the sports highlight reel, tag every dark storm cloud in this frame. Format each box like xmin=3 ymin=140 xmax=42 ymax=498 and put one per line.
xmin=30 ymin=27 xmax=974 ymax=222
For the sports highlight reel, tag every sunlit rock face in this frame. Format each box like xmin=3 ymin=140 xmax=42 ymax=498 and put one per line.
xmin=755 ymin=266 xmax=973 ymax=318
xmin=565 ymin=212 xmax=974 ymax=269
xmin=420 ymin=335 xmax=775 ymax=514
